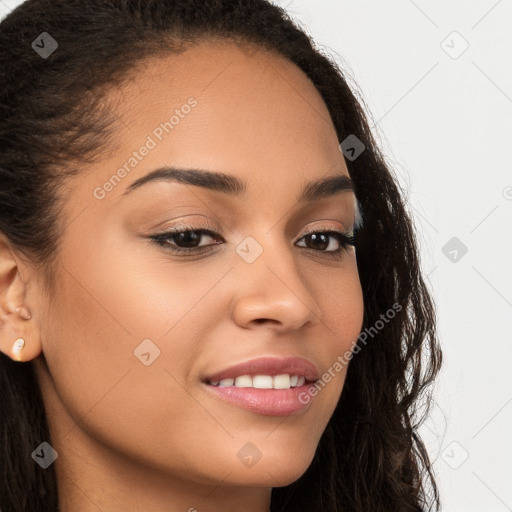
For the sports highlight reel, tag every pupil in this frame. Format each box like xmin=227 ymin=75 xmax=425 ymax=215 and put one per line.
xmin=176 ymin=231 xmax=200 ymax=248
xmin=308 ymin=233 xmax=328 ymax=250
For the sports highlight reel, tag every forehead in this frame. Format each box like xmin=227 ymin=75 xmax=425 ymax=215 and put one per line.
xmin=73 ymin=40 xmax=351 ymax=209
xmin=117 ymin=41 xmax=342 ymax=159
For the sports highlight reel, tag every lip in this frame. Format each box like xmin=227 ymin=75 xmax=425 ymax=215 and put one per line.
xmin=201 ymin=356 xmax=321 ymax=416
xmin=202 ymin=356 xmax=321 ymax=384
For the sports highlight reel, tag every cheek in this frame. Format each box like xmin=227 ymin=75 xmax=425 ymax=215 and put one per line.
xmin=305 ymin=256 xmax=364 ymax=401
xmin=42 ymin=243 xmax=229 ymax=397
xmin=40 ymin=243 xmax=245 ymax=466
xmin=40 ymin=264 xmax=237 ymax=478
xmin=305 ymin=254 xmax=364 ymax=345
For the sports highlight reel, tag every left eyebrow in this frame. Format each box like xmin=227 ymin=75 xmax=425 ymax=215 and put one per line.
xmin=122 ymin=166 xmax=355 ymax=203
xmin=298 ymin=173 xmax=354 ymax=203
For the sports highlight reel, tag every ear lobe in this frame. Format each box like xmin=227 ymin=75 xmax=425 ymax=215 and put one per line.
xmin=0 ymin=233 xmax=42 ymax=362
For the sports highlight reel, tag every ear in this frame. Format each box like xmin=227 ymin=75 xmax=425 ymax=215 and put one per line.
xmin=0 ymin=232 xmax=43 ymax=362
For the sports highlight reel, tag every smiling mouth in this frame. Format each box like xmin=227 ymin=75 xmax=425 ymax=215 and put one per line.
xmin=205 ymin=373 xmax=316 ymax=389
xmin=202 ymin=374 xmax=319 ymax=416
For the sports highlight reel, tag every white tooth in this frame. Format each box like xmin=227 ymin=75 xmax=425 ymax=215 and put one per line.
xmin=219 ymin=378 xmax=234 ymax=387
xmin=210 ymin=380 xmax=219 ymax=386
xmin=273 ymin=374 xmax=291 ymax=389
xmin=235 ymin=375 xmax=252 ymax=387
xmin=252 ymin=375 xmax=274 ymax=389
xmin=296 ymin=376 xmax=306 ymax=386
xmin=290 ymin=375 xmax=299 ymax=387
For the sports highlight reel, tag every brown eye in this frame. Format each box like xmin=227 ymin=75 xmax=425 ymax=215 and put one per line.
xmin=296 ymin=230 xmax=356 ymax=255
xmin=150 ymin=228 xmax=224 ymax=254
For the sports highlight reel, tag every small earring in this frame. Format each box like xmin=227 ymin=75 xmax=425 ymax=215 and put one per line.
xmin=12 ymin=338 xmax=25 ymax=361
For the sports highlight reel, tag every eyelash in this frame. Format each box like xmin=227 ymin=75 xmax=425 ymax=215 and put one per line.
xmin=149 ymin=225 xmax=357 ymax=260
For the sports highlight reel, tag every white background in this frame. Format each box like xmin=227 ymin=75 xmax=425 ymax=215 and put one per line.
xmin=2 ymin=0 xmax=511 ymax=510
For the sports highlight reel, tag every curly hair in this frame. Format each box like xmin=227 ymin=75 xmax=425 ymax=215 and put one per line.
xmin=0 ymin=1 xmax=442 ymax=510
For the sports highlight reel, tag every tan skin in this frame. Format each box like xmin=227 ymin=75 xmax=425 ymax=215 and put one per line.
xmin=0 ymin=41 xmax=364 ymax=512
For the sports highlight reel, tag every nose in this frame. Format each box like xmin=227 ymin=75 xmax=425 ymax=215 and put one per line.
xmin=230 ymin=236 xmax=323 ymax=333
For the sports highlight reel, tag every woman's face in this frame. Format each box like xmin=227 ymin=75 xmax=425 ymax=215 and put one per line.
xmin=31 ymin=41 xmax=364 ymax=496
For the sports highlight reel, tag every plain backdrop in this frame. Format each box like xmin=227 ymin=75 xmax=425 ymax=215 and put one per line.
xmin=1 ymin=1 xmax=511 ymax=510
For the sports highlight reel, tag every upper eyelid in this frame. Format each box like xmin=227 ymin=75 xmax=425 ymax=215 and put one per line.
xmin=152 ymin=207 xmax=355 ymax=237
xmin=299 ymin=225 xmax=353 ymax=237
xmin=158 ymin=225 xmax=352 ymax=238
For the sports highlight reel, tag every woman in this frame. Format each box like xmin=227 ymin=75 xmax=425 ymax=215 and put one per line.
xmin=0 ymin=0 xmax=442 ymax=510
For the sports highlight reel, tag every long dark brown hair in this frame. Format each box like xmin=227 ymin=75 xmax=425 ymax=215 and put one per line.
xmin=0 ymin=1 xmax=442 ymax=510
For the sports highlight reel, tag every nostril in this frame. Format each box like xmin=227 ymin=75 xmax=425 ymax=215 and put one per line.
xmin=253 ymin=318 xmax=280 ymax=325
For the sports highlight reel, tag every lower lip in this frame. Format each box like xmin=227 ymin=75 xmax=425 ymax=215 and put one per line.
xmin=202 ymin=382 xmax=317 ymax=416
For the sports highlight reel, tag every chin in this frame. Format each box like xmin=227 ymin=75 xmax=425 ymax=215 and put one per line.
xmin=223 ymin=448 xmax=316 ymax=487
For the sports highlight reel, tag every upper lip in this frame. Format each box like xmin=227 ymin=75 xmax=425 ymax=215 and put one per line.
xmin=202 ymin=356 xmax=321 ymax=384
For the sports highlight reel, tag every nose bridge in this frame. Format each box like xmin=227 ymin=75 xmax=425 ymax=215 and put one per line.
xmin=231 ymin=228 xmax=322 ymax=329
